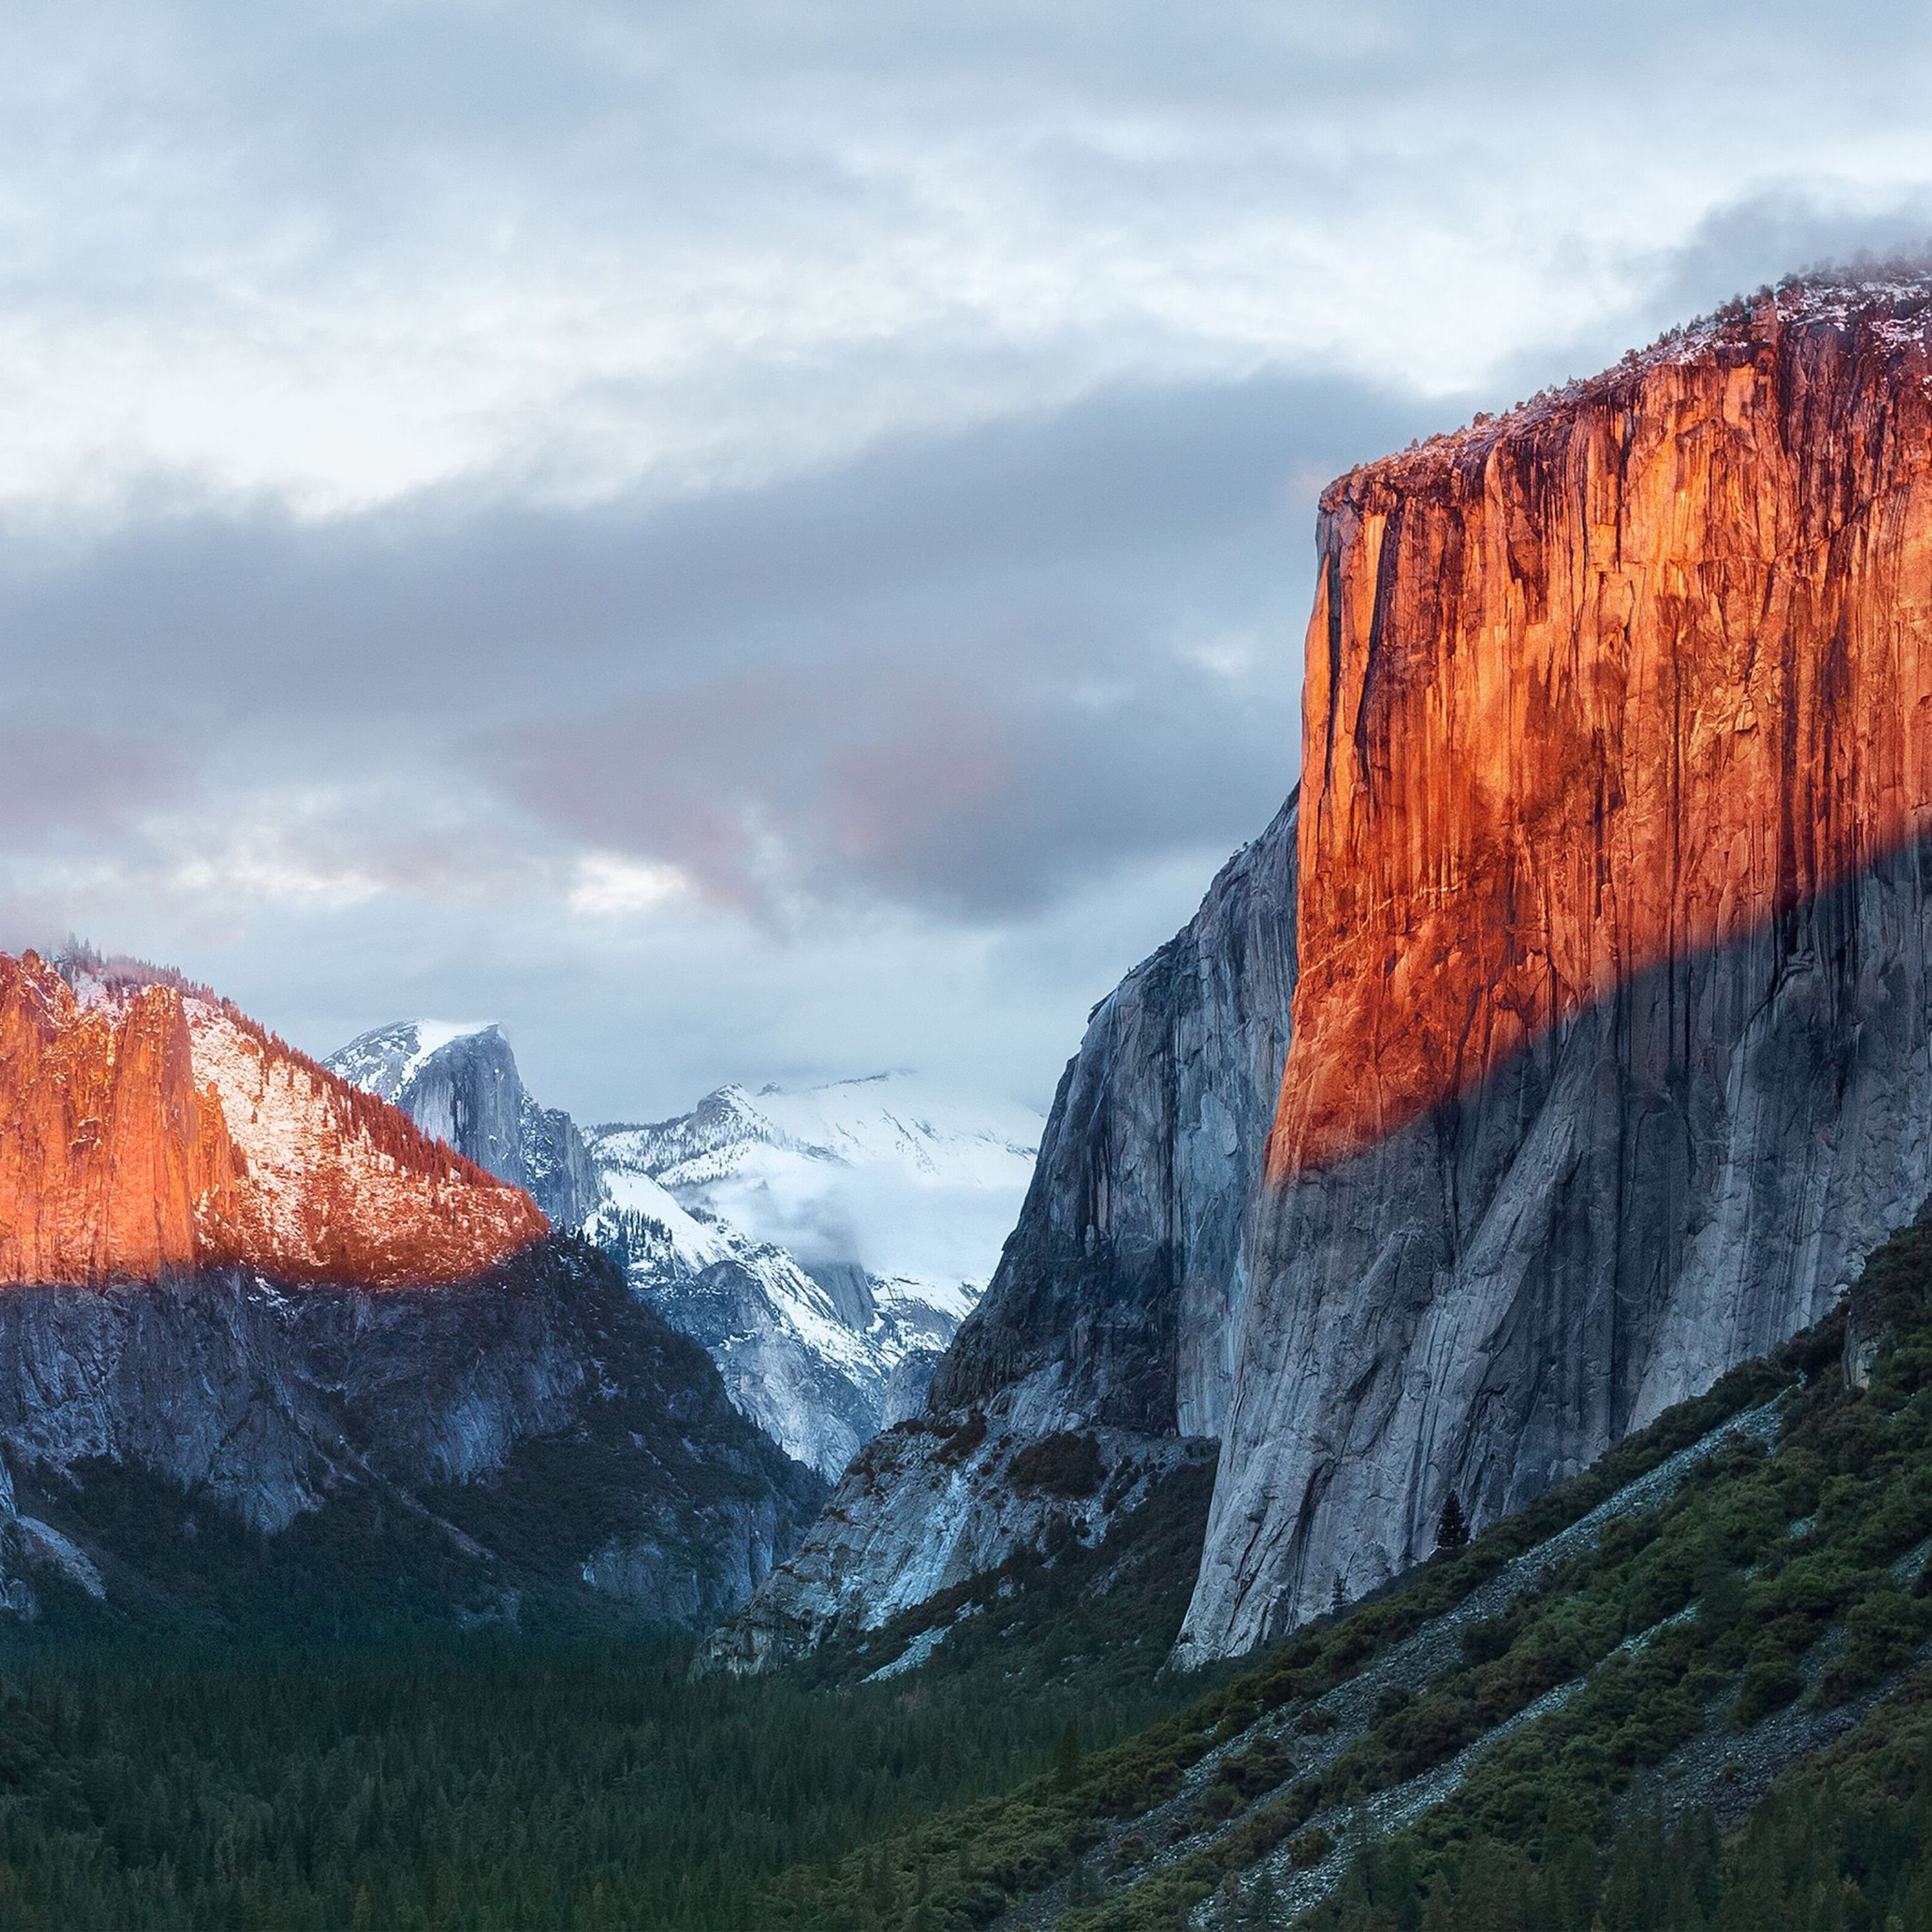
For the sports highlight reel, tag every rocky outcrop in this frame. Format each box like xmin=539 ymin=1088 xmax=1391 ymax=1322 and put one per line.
xmin=702 ymin=1423 xmax=1212 ymax=1676
xmin=934 ymin=793 xmax=1297 ymax=1442
xmin=0 ymin=953 xmax=546 ymax=1289
xmin=1178 ymin=274 xmax=1932 ymax=1659
xmin=324 ymin=1020 xmax=603 ymax=1231
xmin=0 ymin=1238 xmax=824 ymax=1628
xmin=326 ymin=1038 xmax=1037 ymax=1480
xmin=701 ymin=795 xmax=1298 ymax=1667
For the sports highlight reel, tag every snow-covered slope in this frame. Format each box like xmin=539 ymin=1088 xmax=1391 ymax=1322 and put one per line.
xmin=326 ymin=1031 xmax=1042 ymax=1481
xmin=591 ymin=1073 xmax=1039 ymax=1315
xmin=584 ymin=1074 xmax=1042 ymax=1479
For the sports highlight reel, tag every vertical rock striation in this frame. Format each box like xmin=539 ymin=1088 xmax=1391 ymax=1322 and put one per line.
xmin=932 ymin=791 xmax=1299 ymax=1442
xmin=1179 ymin=275 xmax=1932 ymax=1660
xmin=0 ymin=1241 xmax=824 ymax=1627
xmin=323 ymin=1019 xmax=604 ymax=1232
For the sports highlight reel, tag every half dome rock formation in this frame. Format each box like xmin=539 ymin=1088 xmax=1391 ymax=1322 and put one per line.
xmin=1178 ymin=271 xmax=1932 ymax=1660
xmin=324 ymin=1019 xmax=603 ymax=1232
xmin=0 ymin=950 xmax=548 ymax=1290
xmin=0 ymin=953 xmax=822 ymax=1630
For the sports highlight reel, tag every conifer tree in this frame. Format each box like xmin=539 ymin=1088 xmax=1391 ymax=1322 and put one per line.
xmin=1245 ymin=1863 xmax=1283 ymax=1927
xmin=1053 ymin=1719 xmax=1081 ymax=1790
xmin=1436 ymin=1490 xmax=1469 ymax=1550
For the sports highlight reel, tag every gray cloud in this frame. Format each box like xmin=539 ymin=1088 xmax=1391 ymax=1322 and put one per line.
xmin=5 ymin=1 xmax=1932 ymax=1121
xmin=1648 ymin=192 xmax=1932 ymax=322
xmin=486 ymin=372 xmax=1429 ymax=916
xmin=0 ymin=371 xmax=1429 ymax=920
xmin=0 ymin=728 xmax=179 ymax=840
xmin=7 ymin=0 xmax=1931 ymax=514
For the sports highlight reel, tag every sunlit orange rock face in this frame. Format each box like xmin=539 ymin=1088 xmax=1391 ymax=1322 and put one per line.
xmin=1270 ymin=283 xmax=1932 ymax=1182
xmin=0 ymin=951 xmax=549 ymax=1287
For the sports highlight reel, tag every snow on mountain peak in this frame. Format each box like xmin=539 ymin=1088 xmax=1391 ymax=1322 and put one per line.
xmin=327 ymin=1017 xmax=1045 ymax=1479
xmin=326 ymin=1019 xmax=501 ymax=1106
xmin=412 ymin=1019 xmax=498 ymax=1056
xmin=586 ymin=1070 xmax=1041 ymax=1297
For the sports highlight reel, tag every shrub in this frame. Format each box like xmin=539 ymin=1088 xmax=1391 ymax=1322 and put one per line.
xmin=1288 ymin=1827 xmax=1333 ymax=1869
xmin=1008 ymin=1433 xmax=1104 ymax=1498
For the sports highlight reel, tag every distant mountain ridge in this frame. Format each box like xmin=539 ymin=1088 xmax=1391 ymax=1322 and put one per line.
xmin=323 ymin=1027 xmax=1042 ymax=1480
xmin=0 ymin=953 xmax=822 ymax=1634
xmin=702 ymin=794 xmax=1297 ymax=1672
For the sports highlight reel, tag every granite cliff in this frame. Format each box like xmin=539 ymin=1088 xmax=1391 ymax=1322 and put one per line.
xmin=0 ymin=955 xmax=822 ymax=1630
xmin=0 ymin=952 xmax=547 ymax=1288
xmin=0 ymin=1239 xmax=825 ymax=1629
xmin=717 ymin=270 xmax=1932 ymax=1678
xmin=1181 ymin=272 xmax=1932 ymax=1657
xmin=701 ymin=793 xmax=1297 ymax=1671
xmin=324 ymin=1019 xmax=602 ymax=1232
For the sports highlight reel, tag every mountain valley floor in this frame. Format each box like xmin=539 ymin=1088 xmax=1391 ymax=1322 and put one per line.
xmin=14 ymin=1225 xmax=1932 ymax=1927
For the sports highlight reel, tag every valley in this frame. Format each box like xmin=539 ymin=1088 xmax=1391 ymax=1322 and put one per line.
xmin=9 ymin=270 xmax=1932 ymax=1929
xmin=323 ymin=1022 xmax=1042 ymax=1478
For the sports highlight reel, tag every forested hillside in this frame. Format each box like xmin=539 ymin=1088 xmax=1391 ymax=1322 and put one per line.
xmin=0 ymin=1448 xmax=1220 ymax=1927
xmin=756 ymin=1216 xmax=1932 ymax=1931
xmin=0 ymin=1632 xmax=1195 ymax=1929
xmin=7 ymin=1222 xmax=1932 ymax=1929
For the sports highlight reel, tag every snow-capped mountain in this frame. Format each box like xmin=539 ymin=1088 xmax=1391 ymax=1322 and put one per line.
xmin=590 ymin=1073 xmax=1040 ymax=1317
xmin=584 ymin=1074 xmax=1042 ymax=1477
xmin=324 ymin=1021 xmax=602 ymax=1232
xmin=0 ymin=951 xmax=816 ymax=1634
xmin=325 ymin=1028 xmax=1043 ymax=1480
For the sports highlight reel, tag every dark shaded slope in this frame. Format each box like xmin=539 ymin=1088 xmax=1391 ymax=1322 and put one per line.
xmin=0 ymin=1239 xmax=824 ymax=1636
xmin=750 ymin=1205 xmax=1932 ymax=1929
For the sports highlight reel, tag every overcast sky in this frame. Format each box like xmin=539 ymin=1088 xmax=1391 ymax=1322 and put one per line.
xmin=5 ymin=1 xmax=1932 ymax=1122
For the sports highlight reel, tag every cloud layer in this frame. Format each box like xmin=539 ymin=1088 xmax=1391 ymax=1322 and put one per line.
xmin=3 ymin=1 xmax=1932 ymax=1118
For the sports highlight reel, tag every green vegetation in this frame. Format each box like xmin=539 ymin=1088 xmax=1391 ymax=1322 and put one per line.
xmin=756 ymin=1216 xmax=1932 ymax=1932
xmin=1278 ymin=1224 xmax=1932 ymax=1932
xmin=754 ymin=1218 xmax=1932 ymax=1931
xmin=11 ymin=1223 xmax=1932 ymax=1928
xmin=0 ymin=1435 xmax=1221 ymax=1926
xmin=1299 ymin=1662 xmax=1932 ymax=1929
xmin=799 ymin=1449 xmax=1224 ymax=1705
xmin=0 ymin=1626 xmax=1196 ymax=1930
xmin=756 ymin=1322 xmax=1811 ymax=1930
